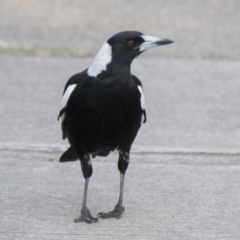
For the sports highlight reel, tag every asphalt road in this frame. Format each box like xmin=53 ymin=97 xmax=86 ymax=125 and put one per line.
xmin=0 ymin=56 xmax=240 ymax=239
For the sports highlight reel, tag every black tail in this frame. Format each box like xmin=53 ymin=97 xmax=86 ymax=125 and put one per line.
xmin=59 ymin=146 xmax=78 ymax=162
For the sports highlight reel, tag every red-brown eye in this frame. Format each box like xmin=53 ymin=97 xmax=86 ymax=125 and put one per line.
xmin=127 ymin=40 xmax=136 ymax=48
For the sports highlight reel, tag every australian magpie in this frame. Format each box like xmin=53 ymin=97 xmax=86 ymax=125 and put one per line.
xmin=58 ymin=31 xmax=173 ymax=223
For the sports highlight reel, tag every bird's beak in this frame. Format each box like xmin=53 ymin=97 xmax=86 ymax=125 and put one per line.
xmin=139 ymin=35 xmax=173 ymax=52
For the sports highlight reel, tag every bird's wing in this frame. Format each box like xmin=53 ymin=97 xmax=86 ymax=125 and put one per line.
xmin=58 ymin=69 xmax=88 ymax=139
xmin=132 ymin=75 xmax=147 ymax=123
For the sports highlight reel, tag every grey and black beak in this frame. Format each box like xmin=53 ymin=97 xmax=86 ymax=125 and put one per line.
xmin=139 ymin=35 xmax=173 ymax=52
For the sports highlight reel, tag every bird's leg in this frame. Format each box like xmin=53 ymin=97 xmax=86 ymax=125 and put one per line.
xmin=74 ymin=154 xmax=98 ymax=224
xmin=98 ymin=151 xmax=129 ymax=219
xmin=112 ymin=172 xmax=126 ymax=216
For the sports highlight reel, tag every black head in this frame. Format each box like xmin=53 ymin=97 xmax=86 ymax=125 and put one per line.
xmin=107 ymin=31 xmax=173 ymax=64
xmin=87 ymin=31 xmax=173 ymax=78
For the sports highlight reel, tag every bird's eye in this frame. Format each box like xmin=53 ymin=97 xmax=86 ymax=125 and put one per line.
xmin=127 ymin=40 xmax=136 ymax=48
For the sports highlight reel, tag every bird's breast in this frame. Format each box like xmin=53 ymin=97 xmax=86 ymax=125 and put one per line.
xmin=65 ymin=79 xmax=142 ymax=152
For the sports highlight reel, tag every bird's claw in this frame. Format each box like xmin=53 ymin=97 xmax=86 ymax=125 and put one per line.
xmin=74 ymin=206 xmax=98 ymax=224
xmin=97 ymin=205 xmax=125 ymax=219
xmin=74 ymin=216 xmax=98 ymax=224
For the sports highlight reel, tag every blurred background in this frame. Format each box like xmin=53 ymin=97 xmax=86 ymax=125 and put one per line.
xmin=1 ymin=0 xmax=240 ymax=59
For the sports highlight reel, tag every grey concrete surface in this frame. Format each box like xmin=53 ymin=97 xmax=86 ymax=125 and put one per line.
xmin=1 ymin=150 xmax=240 ymax=240
xmin=0 ymin=56 xmax=240 ymax=239
xmin=0 ymin=56 xmax=240 ymax=154
xmin=0 ymin=0 xmax=240 ymax=59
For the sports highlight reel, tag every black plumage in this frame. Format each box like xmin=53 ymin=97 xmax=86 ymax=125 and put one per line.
xmin=58 ymin=31 xmax=173 ymax=223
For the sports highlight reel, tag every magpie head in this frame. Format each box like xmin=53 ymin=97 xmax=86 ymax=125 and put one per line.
xmin=108 ymin=31 xmax=173 ymax=61
xmin=87 ymin=31 xmax=173 ymax=78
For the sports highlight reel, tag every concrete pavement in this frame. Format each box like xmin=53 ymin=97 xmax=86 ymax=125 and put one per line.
xmin=1 ymin=150 xmax=240 ymax=239
xmin=0 ymin=56 xmax=240 ymax=153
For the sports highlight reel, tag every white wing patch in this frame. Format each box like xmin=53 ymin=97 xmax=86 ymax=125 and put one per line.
xmin=60 ymin=84 xmax=77 ymax=122
xmin=60 ymin=84 xmax=77 ymax=110
xmin=137 ymin=85 xmax=146 ymax=110
xmin=87 ymin=42 xmax=112 ymax=77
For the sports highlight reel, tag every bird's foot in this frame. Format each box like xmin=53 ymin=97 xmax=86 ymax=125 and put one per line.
xmin=97 ymin=203 xmax=124 ymax=219
xmin=74 ymin=206 xmax=98 ymax=224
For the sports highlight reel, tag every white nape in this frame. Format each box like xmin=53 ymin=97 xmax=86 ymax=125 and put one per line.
xmin=87 ymin=42 xmax=112 ymax=77
xmin=137 ymin=85 xmax=146 ymax=110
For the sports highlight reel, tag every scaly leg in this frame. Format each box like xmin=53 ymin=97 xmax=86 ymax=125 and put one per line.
xmin=74 ymin=155 xmax=98 ymax=223
xmin=98 ymin=151 xmax=129 ymax=219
